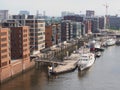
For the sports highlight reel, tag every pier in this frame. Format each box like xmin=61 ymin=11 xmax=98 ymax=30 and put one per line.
xmin=35 ymin=59 xmax=66 ymax=68
xmin=52 ymin=55 xmax=80 ymax=74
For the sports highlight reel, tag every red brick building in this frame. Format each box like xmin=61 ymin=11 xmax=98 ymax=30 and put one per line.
xmin=84 ymin=20 xmax=92 ymax=34
xmin=45 ymin=23 xmax=61 ymax=48
xmin=10 ymin=26 xmax=30 ymax=61
xmin=45 ymin=25 xmax=52 ymax=48
xmin=0 ymin=26 xmax=34 ymax=83
xmin=0 ymin=27 xmax=10 ymax=67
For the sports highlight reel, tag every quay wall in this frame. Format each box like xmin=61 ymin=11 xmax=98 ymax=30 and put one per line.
xmin=0 ymin=60 xmax=35 ymax=83
xmin=11 ymin=60 xmax=23 ymax=76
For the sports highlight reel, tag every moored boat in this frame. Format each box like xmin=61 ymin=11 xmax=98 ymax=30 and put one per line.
xmin=116 ymin=39 xmax=120 ymax=45
xmin=94 ymin=42 xmax=104 ymax=51
xmin=78 ymin=53 xmax=95 ymax=71
xmin=95 ymin=51 xmax=101 ymax=57
xmin=106 ymin=38 xmax=116 ymax=46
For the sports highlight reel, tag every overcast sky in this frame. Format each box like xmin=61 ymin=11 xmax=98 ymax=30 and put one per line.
xmin=0 ymin=0 xmax=120 ymax=16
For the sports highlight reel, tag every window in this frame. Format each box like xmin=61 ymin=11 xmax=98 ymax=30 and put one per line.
xmin=19 ymin=30 xmax=21 ymax=33
xmin=39 ymin=24 xmax=44 ymax=27
xmin=1 ymin=49 xmax=7 ymax=53
xmin=1 ymin=55 xmax=7 ymax=59
xmin=23 ymin=39 xmax=27 ymax=42
xmin=1 ymin=38 xmax=7 ymax=41
xmin=23 ymin=44 xmax=27 ymax=47
xmin=24 ymin=29 xmax=27 ymax=33
xmin=38 ymin=29 xmax=41 ymax=31
xmin=2 ymin=61 xmax=7 ymax=67
xmin=23 ymin=34 xmax=27 ymax=37
xmin=30 ymin=33 xmax=34 ymax=36
xmin=23 ymin=54 xmax=27 ymax=58
xmin=1 ymin=32 xmax=7 ymax=36
xmin=23 ymin=48 xmax=28 ymax=51
xmin=1 ymin=43 xmax=7 ymax=47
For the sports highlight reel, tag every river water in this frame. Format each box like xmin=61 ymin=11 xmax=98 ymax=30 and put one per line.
xmin=1 ymin=46 xmax=120 ymax=90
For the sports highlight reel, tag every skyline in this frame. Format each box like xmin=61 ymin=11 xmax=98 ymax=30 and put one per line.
xmin=0 ymin=0 xmax=120 ymax=16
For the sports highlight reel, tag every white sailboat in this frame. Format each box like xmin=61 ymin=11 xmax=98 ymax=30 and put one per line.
xmin=78 ymin=53 xmax=95 ymax=71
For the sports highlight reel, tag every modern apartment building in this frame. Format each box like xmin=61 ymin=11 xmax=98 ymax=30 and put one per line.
xmin=86 ymin=10 xmax=95 ymax=17
xmin=64 ymin=15 xmax=84 ymax=22
xmin=0 ymin=27 xmax=10 ymax=67
xmin=19 ymin=11 xmax=30 ymax=15
xmin=0 ymin=10 xmax=9 ymax=21
xmin=84 ymin=20 xmax=92 ymax=34
xmin=81 ymin=23 xmax=86 ymax=36
xmin=85 ymin=16 xmax=101 ymax=33
xmin=61 ymin=20 xmax=73 ymax=42
xmin=56 ymin=23 xmax=61 ymax=44
xmin=7 ymin=15 xmax=45 ymax=54
xmin=72 ymin=22 xmax=82 ymax=39
xmin=45 ymin=23 xmax=61 ymax=48
xmin=108 ymin=15 xmax=120 ymax=30
xmin=99 ymin=16 xmax=105 ymax=30
xmin=85 ymin=17 xmax=99 ymax=33
xmin=61 ymin=11 xmax=75 ymax=18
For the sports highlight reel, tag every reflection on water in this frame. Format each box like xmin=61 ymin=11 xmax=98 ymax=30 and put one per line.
xmin=1 ymin=46 xmax=120 ymax=90
xmin=78 ymin=68 xmax=90 ymax=78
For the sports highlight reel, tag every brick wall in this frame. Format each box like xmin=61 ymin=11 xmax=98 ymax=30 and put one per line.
xmin=11 ymin=60 xmax=22 ymax=76
xmin=0 ymin=60 xmax=35 ymax=83
xmin=0 ymin=65 xmax=11 ymax=82
xmin=23 ymin=60 xmax=35 ymax=71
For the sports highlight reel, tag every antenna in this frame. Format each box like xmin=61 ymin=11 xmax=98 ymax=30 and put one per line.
xmin=103 ymin=3 xmax=109 ymax=16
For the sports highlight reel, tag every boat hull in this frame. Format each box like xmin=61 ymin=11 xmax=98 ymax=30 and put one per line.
xmin=78 ymin=60 xmax=95 ymax=71
xmin=78 ymin=53 xmax=95 ymax=71
xmin=106 ymin=39 xmax=116 ymax=46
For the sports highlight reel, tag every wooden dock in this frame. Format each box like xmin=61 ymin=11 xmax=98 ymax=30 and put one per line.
xmin=51 ymin=52 xmax=81 ymax=74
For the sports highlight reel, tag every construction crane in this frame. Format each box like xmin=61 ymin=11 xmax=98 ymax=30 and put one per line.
xmin=104 ymin=3 xmax=109 ymax=16
xmin=103 ymin=3 xmax=109 ymax=30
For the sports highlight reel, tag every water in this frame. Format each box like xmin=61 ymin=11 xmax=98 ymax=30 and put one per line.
xmin=1 ymin=46 xmax=120 ymax=90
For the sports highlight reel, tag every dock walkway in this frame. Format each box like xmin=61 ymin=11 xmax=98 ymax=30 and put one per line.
xmin=52 ymin=52 xmax=81 ymax=74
